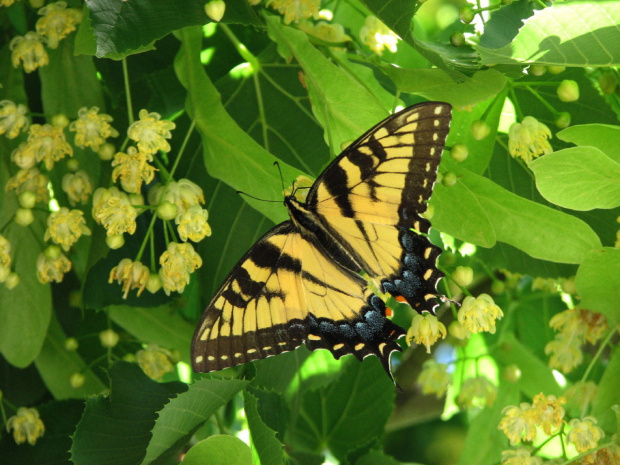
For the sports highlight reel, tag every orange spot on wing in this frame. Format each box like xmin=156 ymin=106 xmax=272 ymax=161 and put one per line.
xmin=386 ymin=307 xmax=394 ymax=318
xmin=395 ymin=295 xmax=408 ymax=303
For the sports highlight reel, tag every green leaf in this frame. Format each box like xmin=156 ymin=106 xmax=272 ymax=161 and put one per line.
xmin=182 ymin=435 xmax=252 ymax=465
xmin=244 ymin=389 xmax=284 ymax=465
xmin=557 ymin=124 xmax=620 ymax=164
xmin=431 ymin=181 xmax=496 ymax=248
xmin=289 ymin=357 xmax=394 ymax=461
xmin=477 ymin=2 xmax=620 ymax=66
xmin=592 ymin=347 xmax=620 ymax=433
xmin=109 ymin=305 xmax=194 ymax=364
xmin=359 ymin=0 xmax=416 ymax=42
xmin=34 ymin=313 xmax=107 ymax=399
xmin=493 ymin=333 xmax=562 ymax=398
xmin=86 ymin=0 xmax=261 ymax=58
xmin=141 ymin=377 xmax=248 ymax=464
xmin=0 ymin=44 xmax=27 ymax=103
xmin=266 ymin=16 xmax=389 ymax=153
xmin=457 ymin=382 xmax=518 ymax=465
xmin=0 ymin=400 xmax=85 ymax=465
xmin=575 ymin=247 xmax=620 ymax=325
xmin=71 ymin=362 xmax=187 ymax=465
xmin=38 ymin=35 xmax=105 ymax=118
xmin=0 ymin=151 xmax=51 ymax=366
xmin=251 ymin=346 xmax=312 ymax=395
xmin=530 ymin=147 xmax=620 ymax=211
xmin=451 ymin=159 xmax=602 ymax=263
xmin=175 ymin=26 xmax=305 ymax=224
xmin=382 ymin=67 xmax=507 ymax=108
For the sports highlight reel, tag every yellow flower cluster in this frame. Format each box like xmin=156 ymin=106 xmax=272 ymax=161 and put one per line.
xmin=417 ymin=360 xmax=452 ymax=398
xmin=6 ymin=407 xmax=46 ymax=445
xmin=498 ymin=393 xmax=565 ymax=445
xmin=508 ymin=116 xmax=552 ymax=164
xmin=0 ymin=100 xmax=29 ymax=138
xmin=545 ymin=308 xmax=608 ymax=373
xmin=136 ymin=344 xmax=176 ymax=380
xmin=266 ymin=0 xmax=320 ymax=24
xmin=9 ymin=2 xmax=82 ymax=73
xmin=15 ymin=123 xmax=73 ymax=170
xmin=69 ymin=106 xmax=119 ymax=151
xmin=407 ymin=313 xmax=446 ymax=353
xmin=359 ymin=16 xmax=399 ymax=55
xmin=457 ymin=293 xmax=504 ymax=335
xmin=457 ymin=376 xmax=497 ymax=409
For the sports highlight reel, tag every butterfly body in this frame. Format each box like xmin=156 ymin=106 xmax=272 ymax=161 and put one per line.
xmin=192 ymin=102 xmax=452 ymax=380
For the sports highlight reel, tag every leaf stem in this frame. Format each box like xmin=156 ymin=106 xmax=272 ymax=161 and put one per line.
xmin=580 ymin=327 xmax=617 ymax=384
xmin=122 ymin=58 xmax=134 ymax=126
xmin=220 ymin=24 xmax=260 ymax=72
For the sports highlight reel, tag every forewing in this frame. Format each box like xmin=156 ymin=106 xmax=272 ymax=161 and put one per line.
xmin=306 ymin=102 xmax=451 ymax=313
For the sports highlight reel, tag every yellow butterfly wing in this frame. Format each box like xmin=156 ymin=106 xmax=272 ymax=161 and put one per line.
xmin=191 ymin=223 xmax=403 ymax=374
xmin=192 ymin=102 xmax=451 ymax=377
xmin=306 ymin=102 xmax=451 ymax=312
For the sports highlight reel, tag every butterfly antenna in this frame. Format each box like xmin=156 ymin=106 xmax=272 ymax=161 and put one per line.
xmin=235 ymin=191 xmax=281 ymax=203
xmin=273 ymin=161 xmax=286 ymax=193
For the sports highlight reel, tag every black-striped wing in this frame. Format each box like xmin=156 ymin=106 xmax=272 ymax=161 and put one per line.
xmin=191 ymin=102 xmax=451 ymax=377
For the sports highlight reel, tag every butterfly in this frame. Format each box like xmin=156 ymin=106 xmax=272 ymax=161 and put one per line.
xmin=191 ymin=102 xmax=452 ymax=381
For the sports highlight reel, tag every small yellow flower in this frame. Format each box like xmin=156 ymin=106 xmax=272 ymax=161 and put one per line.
xmin=498 ymin=402 xmax=538 ymax=445
xmin=35 ymin=1 xmax=82 ymax=49
xmin=5 ymin=168 xmax=50 ymax=203
xmin=149 ymin=179 xmax=205 ymax=215
xmin=565 ymin=381 xmax=598 ymax=414
xmin=298 ymin=20 xmax=350 ymax=46
xmin=10 ymin=31 xmax=49 ymax=73
xmin=37 ymin=245 xmax=72 ymax=283
xmin=92 ymin=187 xmax=137 ymax=236
xmin=127 ymin=109 xmax=175 ymax=155
xmin=531 ymin=393 xmax=566 ymax=435
xmin=175 ymin=205 xmax=212 ymax=242
xmin=204 ymin=0 xmax=226 ymax=22
xmin=457 ymin=376 xmax=497 ymax=408
xmin=159 ymin=242 xmax=202 ymax=295
xmin=0 ymin=235 xmax=12 ymax=282
xmin=69 ymin=106 xmax=119 ymax=151
xmin=406 ymin=313 xmax=447 ymax=353
xmin=567 ymin=417 xmax=605 ymax=453
xmin=508 ymin=116 xmax=552 ymax=164
xmin=580 ymin=309 xmax=608 ymax=344
xmin=111 ymin=147 xmax=157 ymax=194
xmin=458 ymin=293 xmax=503 ymax=334
xmin=267 ymin=0 xmax=320 ymax=24
xmin=11 ymin=143 xmax=36 ymax=169
xmin=500 ymin=448 xmax=543 ymax=465
xmin=0 ymin=100 xmax=29 ymax=139
xmin=549 ymin=308 xmax=582 ymax=337
xmin=531 ymin=276 xmax=559 ymax=293
xmin=417 ymin=360 xmax=452 ymax=398
xmin=580 ymin=440 xmax=620 ymax=465
xmin=44 ymin=207 xmax=91 ymax=251
xmin=359 ymin=16 xmax=399 ymax=55
xmin=23 ymin=123 xmax=73 ymax=170
xmin=109 ymin=259 xmax=150 ymax=298
xmin=545 ymin=332 xmax=583 ymax=374
xmin=62 ymin=170 xmax=93 ymax=205
xmin=1 ymin=0 xmax=19 ymax=6
xmin=6 ymin=407 xmax=45 ymax=445
xmin=136 ymin=344 xmax=175 ymax=380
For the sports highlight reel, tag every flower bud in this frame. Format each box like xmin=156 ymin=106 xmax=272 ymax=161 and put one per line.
xmin=18 ymin=190 xmax=37 ymax=209
xmin=66 ymin=158 xmax=80 ymax=172
xmin=70 ymin=372 xmax=85 ymax=388
xmin=14 ymin=208 xmax=34 ymax=226
xmin=529 ymin=64 xmax=546 ymax=76
xmin=459 ymin=5 xmax=475 ymax=23
xmin=156 ymin=201 xmax=178 ymax=220
xmin=470 ymin=120 xmax=491 ymax=140
xmin=442 ymin=171 xmax=458 ymax=187
xmin=205 ymin=0 xmax=226 ymax=22
xmin=44 ymin=244 xmax=62 ymax=260
xmin=98 ymin=142 xmax=115 ymax=161
xmin=450 ymin=143 xmax=468 ymax=162
xmin=106 ymin=234 xmax=125 ymax=250
xmin=453 ymin=266 xmax=474 ymax=287
xmin=146 ymin=274 xmax=162 ymax=294
xmin=99 ymin=329 xmax=120 ymax=348
xmin=450 ymin=32 xmax=465 ymax=47
xmin=448 ymin=320 xmax=470 ymax=340
xmin=557 ymin=80 xmax=579 ymax=102
xmin=51 ymin=113 xmax=70 ymax=129
xmin=598 ymin=73 xmax=617 ymax=95
xmin=5 ymin=272 xmax=20 ymax=289
xmin=502 ymin=364 xmax=521 ymax=383
xmin=64 ymin=337 xmax=79 ymax=351
xmin=547 ymin=65 xmax=565 ymax=75
xmin=555 ymin=112 xmax=571 ymax=129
